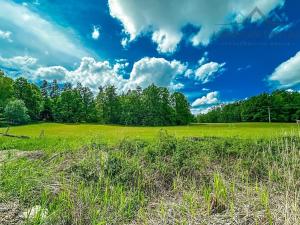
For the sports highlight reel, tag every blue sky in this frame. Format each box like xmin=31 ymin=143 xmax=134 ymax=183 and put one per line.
xmin=0 ymin=0 xmax=300 ymax=114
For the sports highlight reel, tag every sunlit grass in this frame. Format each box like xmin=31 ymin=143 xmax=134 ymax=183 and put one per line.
xmin=1 ymin=128 xmax=300 ymax=224
xmin=0 ymin=122 xmax=298 ymax=151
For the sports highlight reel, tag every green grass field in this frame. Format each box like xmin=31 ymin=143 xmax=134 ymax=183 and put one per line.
xmin=1 ymin=123 xmax=300 ymax=224
xmin=0 ymin=122 xmax=299 ymax=151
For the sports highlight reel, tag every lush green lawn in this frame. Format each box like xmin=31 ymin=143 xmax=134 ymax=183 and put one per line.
xmin=0 ymin=122 xmax=299 ymax=150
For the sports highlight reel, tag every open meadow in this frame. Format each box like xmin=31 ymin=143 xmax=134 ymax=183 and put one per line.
xmin=0 ymin=122 xmax=298 ymax=150
xmin=1 ymin=0 xmax=300 ymax=223
xmin=1 ymin=123 xmax=300 ymax=224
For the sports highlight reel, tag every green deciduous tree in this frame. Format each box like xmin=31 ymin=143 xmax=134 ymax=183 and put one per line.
xmin=106 ymin=85 xmax=121 ymax=124
xmin=197 ymin=90 xmax=300 ymax=123
xmin=76 ymin=83 xmax=97 ymax=122
xmin=4 ymin=99 xmax=30 ymax=124
xmin=172 ymin=92 xmax=192 ymax=125
xmin=1 ymin=74 xmax=194 ymax=126
xmin=0 ymin=70 xmax=14 ymax=113
xmin=13 ymin=77 xmax=42 ymax=121
xmin=54 ymin=85 xmax=84 ymax=123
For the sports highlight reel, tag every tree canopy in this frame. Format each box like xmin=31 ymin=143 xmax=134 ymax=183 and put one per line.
xmin=0 ymin=70 xmax=192 ymax=126
xmin=0 ymin=71 xmax=14 ymax=112
xmin=197 ymin=90 xmax=300 ymax=123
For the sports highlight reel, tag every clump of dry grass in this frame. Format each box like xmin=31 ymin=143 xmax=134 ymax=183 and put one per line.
xmin=130 ymin=134 xmax=300 ymax=225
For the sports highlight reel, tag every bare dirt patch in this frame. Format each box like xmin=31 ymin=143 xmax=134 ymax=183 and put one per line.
xmin=0 ymin=200 xmax=24 ymax=225
xmin=0 ymin=149 xmax=47 ymax=224
xmin=0 ymin=149 xmax=44 ymax=166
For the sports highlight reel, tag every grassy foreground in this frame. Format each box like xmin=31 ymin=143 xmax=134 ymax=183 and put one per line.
xmin=0 ymin=124 xmax=300 ymax=224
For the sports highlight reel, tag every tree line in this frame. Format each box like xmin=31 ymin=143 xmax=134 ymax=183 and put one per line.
xmin=197 ymin=90 xmax=300 ymax=123
xmin=0 ymin=70 xmax=193 ymax=126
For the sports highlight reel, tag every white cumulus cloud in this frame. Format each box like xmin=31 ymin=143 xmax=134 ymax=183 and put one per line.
xmin=108 ymin=0 xmax=284 ymax=53
xmin=35 ymin=57 xmax=125 ymax=92
xmin=0 ymin=55 xmax=38 ymax=78
xmin=169 ymin=82 xmax=184 ymax=91
xmin=184 ymin=52 xmax=226 ymax=83
xmin=269 ymin=51 xmax=300 ymax=88
xmin=0 ymin=55 xmax=37 ymax=71
xmin=1 ymin=53 xmax=226 ymax=95
xmin=34 ymin=57 xmax=187 ymax=93
xmin=198 ymin=51 xmax=209 ymax=66
xmin=126 ymin=57 xmax=187 ymax=90
xmin=194 ymin=62 xmax=226 ymax=84
xmin=0 ymin=30 xmax=12 ymax=42
xmin=35 ymin=66 xmax=69 ymax=81
xmin=191 ymin=106 xmax=216 ymax=115
xmin=92 ymin=26 xmax=100 ymax=40
xmin=191 ymin=91 xmax=219 ymax=107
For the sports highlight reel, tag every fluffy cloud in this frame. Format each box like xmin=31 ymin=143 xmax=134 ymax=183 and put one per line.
xmin=70 ymin=58 xmax=126 ymax=91
xmin=198 ymin=52 xmax=209 ymax=66
xmin=269 ymin=51 xmax=300 ymax=88
xmin=194 ymin=62 xmax=226 ymax=84
xmin=0 ymin=0 xmax=93 ymax=65
xmin=35 ymin=57 xmax=124 ymax=91
xmin=35 ymin=66 xmax=68 ymax=81
xmin=108 ymin=0 xmax=284 ymax=53
xmin=184 ymin=52 xmax=226 ymax=83
xmin=0 ymin=30 xmax=12 ymax=42
xmin=191 ymin=106 xmax=216 ymax=115
xmin=169 ymin=82 xmax=184 ymax=91
xmin=92 ymin=26 xmax=100 ymax=40
xmin=0 ymin=56 xmax=37 ymax=71
xmin=191 ymin=91 xmax=219 ymax=107
xmin=34 ymin=57 xmax=187 ymax=93
xmin=113 ymin=60 xmax=129 ymax=73
xmin=1 ymin=53 xmax=224 ymax=94
xmin=126 ymin=57 xmax=186 ymax=89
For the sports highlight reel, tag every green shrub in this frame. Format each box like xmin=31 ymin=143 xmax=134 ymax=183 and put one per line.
xmin=104 ymin=152 xmax=142 ymax=187
xmin=4 ymin=99 xmax=30 ymax=125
